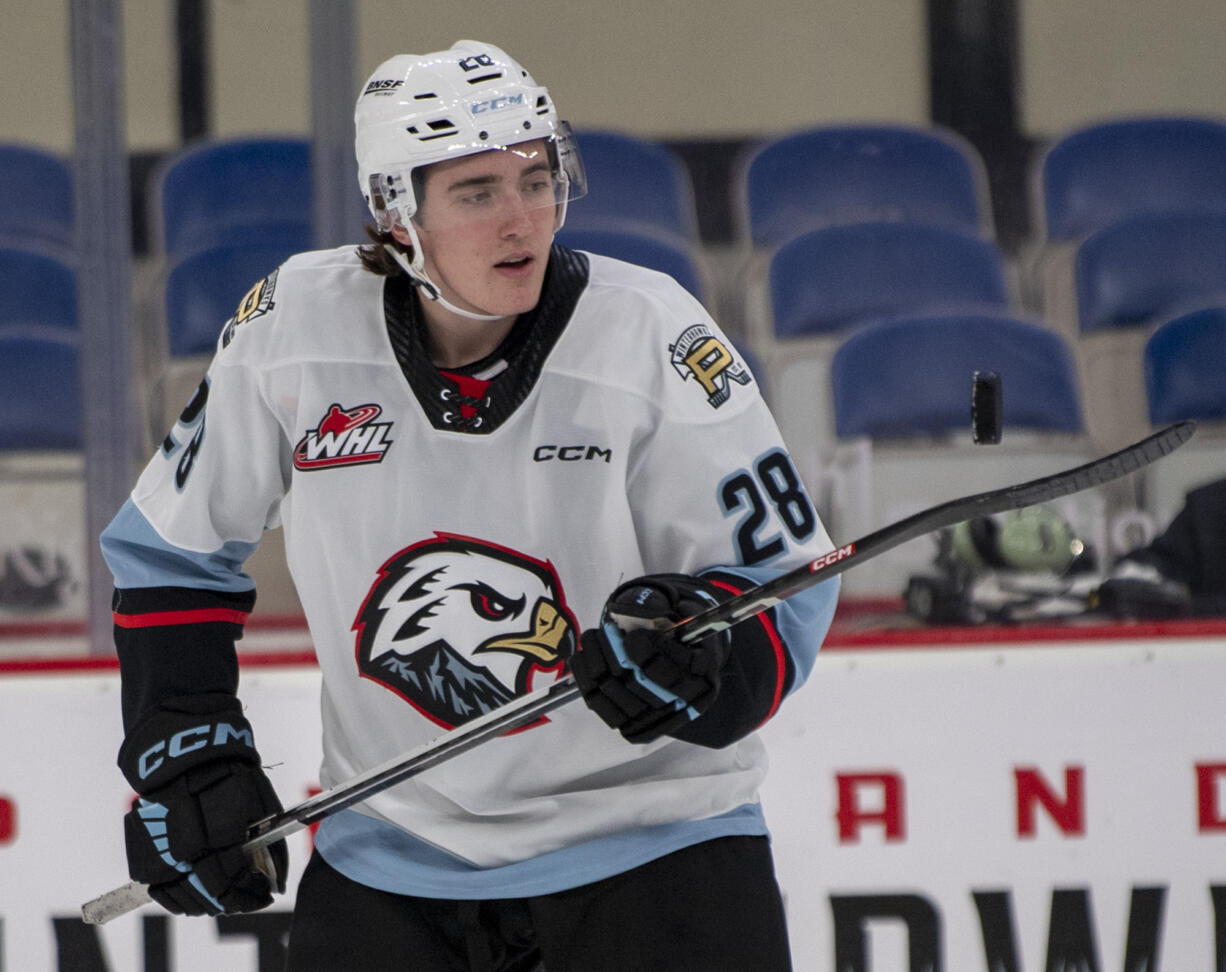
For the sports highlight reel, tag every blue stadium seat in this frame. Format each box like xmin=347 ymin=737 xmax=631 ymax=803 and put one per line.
xmin=0 ymin=329 xmax=81 ymax=450
xmin=0 ymin=246 xmax=77 ymax=334
xmin=734 ymin=340 xmax=762 ymax=377
xmin=0 ymin=143 xmax=74 ymax=252
xmin=1145 ymin=307 xmax=1226 ymax=424
xmin=767 ymin=222 xmax=1009 ymax=338
xmin=566 ymin=130 xmax=699 ymax=240
xmin=1074 ymin=210 xmax=1226 ymax=332
xmin=831 ymin=313 xmax=1083 ymax=439
xmin=152 ymin=136 xmax=314 ymax=256
xmin=735 ymin=124 xmax=992 ymax=248
xmin=164 ymin=241 xmax=295 ymax=356
xmin=555 ymin=227 xmax=708 ymax=302
xmin=1036 ymin=116 xmax=1226 ymax=243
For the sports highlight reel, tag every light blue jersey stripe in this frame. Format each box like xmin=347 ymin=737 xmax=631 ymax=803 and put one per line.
xmin=100 ymin=498 xmax=257 ymax=591
xmin=315 ymin=803 xmax=769 ymax=900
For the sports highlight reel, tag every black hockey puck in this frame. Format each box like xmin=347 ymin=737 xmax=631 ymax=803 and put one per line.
xmin=971 ymin=371 xmax=1002 ymax=444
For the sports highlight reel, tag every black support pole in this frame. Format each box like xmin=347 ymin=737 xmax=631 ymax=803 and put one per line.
xmin=926 ymin=0 xmax=1032 ymax=248
xmin=175 ymin=0 xmax=210 ymax=143
xmin=928 ymin=0 xmax=1020 ymax=140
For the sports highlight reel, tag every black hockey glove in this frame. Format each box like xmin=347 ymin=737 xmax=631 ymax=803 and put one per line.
xmin=571 ymin=574 xmax=731 ymax=744
xmin=118 ymin=693 xmax=288 ymax=916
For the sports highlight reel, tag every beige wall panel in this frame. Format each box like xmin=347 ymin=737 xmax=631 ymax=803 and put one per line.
xmin=0 ymin=4 xmax=73 ymax=151
xmin=209 ymin=0 xmax=311 ymax=136
xmin=0 ymin=1 xmax=176 ymax=152
xmin=8 ymin=3 xmax=1226 ymax=151
xmin=354 ymin=0 xmax=928 ymax=137
xmin=1021 ymin=0 xmax=1226 ymax=139
xmin=124 ymin=0 xmax=179 ymax=150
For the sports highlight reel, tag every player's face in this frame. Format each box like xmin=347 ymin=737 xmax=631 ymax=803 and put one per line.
xmin=407 ymin=142 xmax=558 ymax=320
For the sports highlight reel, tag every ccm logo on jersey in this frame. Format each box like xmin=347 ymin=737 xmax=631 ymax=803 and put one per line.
xmin=293 ymin=403 xmax=394 ymax=470
xmin=669 ymin=324 xmax=752 ymax=408
xmin=533 ymin=444 xmax=612 ymax=463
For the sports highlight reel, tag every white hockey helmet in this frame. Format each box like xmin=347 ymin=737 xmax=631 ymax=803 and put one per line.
xmin=354 ymin=40 xmax=586 ymax=236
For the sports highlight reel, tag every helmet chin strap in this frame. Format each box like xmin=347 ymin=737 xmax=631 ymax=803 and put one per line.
xmin=384 ymin=226 xmax=504 ymax=322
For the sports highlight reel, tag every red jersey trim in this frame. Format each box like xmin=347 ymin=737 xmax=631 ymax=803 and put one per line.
xmin=706 ymin=578 xmax=788 ymax=725
xmin=112 ymin=608 xmax=251 ymax=629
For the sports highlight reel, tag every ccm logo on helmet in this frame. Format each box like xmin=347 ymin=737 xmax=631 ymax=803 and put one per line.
xmin=458 ymin=53 xmax=496 ymax=71
xmin=471 ymin=93 xmax=527 ymax=115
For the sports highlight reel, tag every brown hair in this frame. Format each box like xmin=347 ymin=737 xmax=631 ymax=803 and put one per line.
xmin=357 ymin=225 xmax=412 ymax=277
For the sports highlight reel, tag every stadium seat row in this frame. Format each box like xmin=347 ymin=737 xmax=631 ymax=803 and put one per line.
xmin=2 ymin=119 xmax=1224 ymax=451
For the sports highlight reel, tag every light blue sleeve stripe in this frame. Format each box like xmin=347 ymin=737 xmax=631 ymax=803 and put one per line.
xmin=703 ymin=565 xmax=839 ymax=691
xmin=314 ymin=803 xmax=769 ymax=900
xmin=99 ymin=498 xmax=258 ymax=592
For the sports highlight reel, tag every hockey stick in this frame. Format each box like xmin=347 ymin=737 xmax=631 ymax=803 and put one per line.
xmin=80 ymin=420 xmax=1195 ymax=924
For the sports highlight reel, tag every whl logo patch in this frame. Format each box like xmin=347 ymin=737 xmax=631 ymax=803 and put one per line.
xmin=294 ymin=403 xmax=394 ymax=471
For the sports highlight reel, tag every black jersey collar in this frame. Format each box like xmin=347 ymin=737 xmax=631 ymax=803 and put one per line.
xmin=384 ymin=245 xmax=589 ymax=434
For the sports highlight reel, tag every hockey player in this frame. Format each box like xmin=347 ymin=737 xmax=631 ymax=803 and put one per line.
xmin=101 ymin=40 xmax=840 ymax=971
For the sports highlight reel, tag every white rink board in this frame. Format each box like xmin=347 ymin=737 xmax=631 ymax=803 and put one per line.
xmin=1 ymin=635 xmax=1224 ymax=970
xmin=0 ymin=665 xmax=325 ymax=972
xmin=759 ymin=634 xmax=1226 ymax=969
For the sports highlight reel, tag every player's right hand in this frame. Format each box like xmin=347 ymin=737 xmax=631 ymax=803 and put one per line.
xmin=118 ymin=694 xmax=288 ymax=916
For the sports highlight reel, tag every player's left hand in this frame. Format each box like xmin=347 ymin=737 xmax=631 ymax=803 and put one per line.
xmin=571 ymin=574 xmax=730 ymax=744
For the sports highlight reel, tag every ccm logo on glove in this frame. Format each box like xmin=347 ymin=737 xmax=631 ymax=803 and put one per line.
xmin=137 ymin=721 xmax=255 ymax=781
xmin=117 ymin=694 xmax=288 ymax=917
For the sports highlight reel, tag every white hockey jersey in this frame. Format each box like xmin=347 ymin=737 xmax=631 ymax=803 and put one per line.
xmin=102 ymin=244 xmax=839 ymax=898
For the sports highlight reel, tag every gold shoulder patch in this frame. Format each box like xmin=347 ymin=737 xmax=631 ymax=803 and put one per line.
xmin=221 ymin=269 xmax=279 ymax=348
xmin=669 ymin=323 xmax=752 ymax=408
